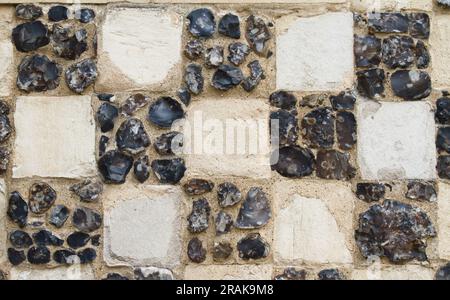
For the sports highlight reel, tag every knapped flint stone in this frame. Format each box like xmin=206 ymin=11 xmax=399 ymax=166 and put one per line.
xmin=148 ymin=97 xmax=185 ymax=128
xmin=184 ymin=64 xmax=204 ymax=95
xmin=27 ymin=246 xmax=51 ymax=264
xmin=12 ymin=21 xmax=49 ymax=52
xmin=0 ymin=147 xmax=10 ymax=173
xmin=77 ymin=248 xmax=97 ymax=264
xmin=272 ymin=146 xmax=315 ymax=178
xmin=274 ymin=268 xmax=307 ymax=280
xmin=51 ymin=24 xmax=88 ymax=60
xmin=235 ymin=187 xmax=271 ymax=229
xmin=0 ymin=115 xmax=12 ymax=143
xmin=32 ymin=229 xmax=63 ymax=246
xmin=7 ymin=192 xmax=28 ymax=228
xmin=48 ymin=6 xmax=69 ymax=22
xmin=98 ymin=150 xmax=133 ymax=184
xmin=187 ymin=237 xmax=207 ymax=263
xmin=91 ymin=234 xmax=101 ymax=246
xmin=16 ymin=4 xmax=43 ymax=20
xmin=316 ymin=150 xmax=356 ymax=181
xmin=96 ymin=103 xmax=118 ymax=133
xmin=336 ymin=111 xmax=357 ymax=150
xmin=245 ymin=15 xmax=271 ymax=55
xmin=0 ymin=100 xmax=10 ymax=115
xmin=356 ymin=68 xmax=385 ymax=99
xmin=217 ymin=182 xmax=242 ymax=207
xmin=67 ymin=231 xmax=90 ymax=249
xmin=436 ymin=263 xmax=450 ymax=280
xmin=416 ymin=40 xmax=430 ymax=69
xmin=116 ymin=118 xmax=150 ymax=155
xmin=406 ymin=181 xmax=437 ymax=202
xmin=72 ymin=207 xmax=102 ymax=233
xmin=438 ymin=155 xmax=450 ymax=179
xmin=356 ymin=183 xmax=385 ymax=203
xmin=8 ymin=248 xmax=26 ymax=266
xmin=368 ymin=13 xmax=409 ymax=33
xmin=134 ymin=268 xmax=174 ymax=280
xmin=49 ymin=205 xmax=69 ymax=228
xmin=151 ymin=158 xmax=186 ymax=184
xmin=187 ymin=198 xmax=211 ymax=233
xmin=381 ymin=35 xmax=415 ymax=69
xmin=213 ymin=241 xmax=233 ymax=261
xmin=133 ymin=155 xmax=150 ymax=183
xmin=70 ymin=179 xmax=103 ymax=202
xmin=29 ymin=182 xmax=57 ymax=214
xmin=205 ymin=46 xmax=224 ymax=68
xmin=242 ymin=60 xmax=265 ymax=92
xmin=330 ymin=91 xmax=356 ymax=111
xmin=436 ymin=97 xmax=450 ymax=125
xmin=438 ymin=127 xmax=450 ymax=153
xmin=187 ymin=8 xmax=216 ymax=38
xmin=99 ymin=135 xmax=109 ymax=157
xmin=354 ymin=35 xmax=382 ymax=68
xmin=237 ymin=233 xmax=269 ymax=260
xmin=97 ymin=93 xmax=115 ymax=102
xmin=269 ymin=91 xmax=297 ymax=110
xmin=177 ymin=87 xmax=191 ymax=106
xmin=75 ymin=8 xmax=96 ymax=24
xmin=391 ymin=70 xmax=431 ymax=100
xmin=183 ymin=179 xmax=214 ymax=196
xmin=219 ymin=13 xmax=241 ymax=39
xmin=54 ymin=249 xmax=77 ymax=264
xmin=65 ymin=59 xmax=98 ymax=93
xmin=154 ymin=132 xmax=183 ymax=155
xmin=215 ymin=211 xmax=233 ymax=235
xmin=409 ymin=13 xmax=430 ymax=39
xmin=270 ymin=109 xmax=299 ymax=146
xmin=104 ymin=273 xmax=129 ymax=280
xmin=17 ymin=54 xmax=61 ymax=92
xmin=355 ymin=200 xmax=436 ymax=263
xmin=301 ymin=107 xmax=335 ymax=149
xmin=211 ymin=64 xmax=244 ymax=90
xmin=318 ymin=269 xmax=345 ymax=280
xmin=9 ymin=230 xmax=33 ymax=248
xmin=184 ymin=39 xmax=204 ymax=60
xmin=228 ymin=42 xmax=250 ymax=66
xmin=120 ymin=93 xmax=149 ymax=117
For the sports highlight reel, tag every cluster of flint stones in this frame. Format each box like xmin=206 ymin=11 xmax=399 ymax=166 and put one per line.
xmin=0 ymin=100 xmax=12 ymax=173
xmin=436 ymin=94 xmax=450 ymax=179
xmin=270 ymin=91 xmax=357 ymax=181
xmin=12 ymin=4 xmax=97 ymax=94
xmin=354 ymin=12 xmax=431 ymax=100
xmin=182 ymin=8 xmax=270 ymax=102
xmin=6 ymin=180 xmax=103 ymax=266
xmin=183 ymin=179 xmax=271 ymax=263
xmin=274 ymin=267 xmax=346 ymax=280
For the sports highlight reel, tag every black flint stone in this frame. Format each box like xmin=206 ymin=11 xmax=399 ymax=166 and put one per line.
xmin=65 ymin=59 xmax=98 ymax=93
xmin=0 ymin=115 xmax=12 ymax=143
xmin=354 ymin=35 xmax=381 ymax=68
xmin=67 ymin=231 xmax=90 ymax=249
xmin=33 ymin=230 xmax=63 ymax=246
xmin=8 ymin=248 xmax=26 ymax=266
xmin=219 ymin=13 xmax=241 ymax=39
xmin=436 ymin=97 xmax=450 ymax=124
xmin=368 ymin=13 xmax=409 ymax=33
xmin=391 ymin=70 xmax=431 ymax=100
xmin=0 ymin=147 xmax=10 ymax=174
xmin=184 ymin=39 xmax=204 ymax=60
xmin=237 ymin=233 xmax=269 ymax=260
xmin=29 ymin=182 xmax=57 ymax=214
xmin=103 ymin=273 xmax=129 ymax=280
xmin=49 ymin=205 xmax=69 ymax=228
xmin=301 ymin=107 xmax=335 ymax=149
xmin=77 ymin=248 xmax=96 ymax=264
xmin=336 ymin=111 xmax=357 ymax=150
xmin=99 ymin=135 xmax=109 ymax=157
xmin=133 ymin=155 xmax=150 ymax=183
xmin=151 ymin=158 xmax=186 ymax=184
xmin=436 ymin=263 xmax=450 ymax=280
xmin=187 ymin=198 xmax=211 ymax=233
xmin=228 ymin=42 xmax=250 ymax=66
xmin=437 ymin=127 xmax=450 ymax=153
xmin=245 ymin=15 xmax=271 ymax=55
xmin=9 ymin=230 xmax=33 ymax=248
xmin=409 ymin=13 xmax=430 ymax=39
xmin=356 ymin=183 xmax=385 ymax=202
xmin=27 ymin=246 xmax=51 ymax=264
xmin=438 ymin=155 xmax=450 ymax=179
xmin=148 ymin=97 xmax=184 ymax=128
xmin=48 ymin=6 xmax=69 ymax=22
xmin=357 ymin=68 xmax=385 ymax=99
xmin=382 ymin=35 xmax=415 ymax=69
xmin=318 ymin=269 xmax=344 ymax=280
xmin=70 ymin=179 xmax=103 ymax=203
xmin=242 ymin=60 xmax=264 ymax=92
xmin=154 ymin=131 xmax=183 ymax=155
xmin=97 ymin=93 xmax=114 ymax=102
xmin=274 ymin=268 xmax=306 ymax=280
xmin=184 ymin=64 xmax=204 ymax=95
xmin=12 ymin=21 xmax=49 ymax=52
xmin=316 ymin=150 xmax=356 ymax=181
xmin=272 ymin=146 xmax=315 ymax=178
xmin=120 ymin=94 xmax=149 ymax=117
xmin=187 ymin=8 xmax=216 ymax=38
xmin=330 ymin=91 xmax=356 ymax=111
xmin=16 ymin=4 xmax=43 ymax=20
xmin=406 ymin=181 xmax=437 ymax=202
xmin=116 ymin=118 xmax=150 ymax=155
xmin=235 ymin=187 xmax=271 ymax=229
xmin=183 ymin=179 xmax=214 ymax=196
xmin=91 ymin=234 xmax=101 ymax=246
xmin=75 ymin=9 xmax=95 ymax=23
xmin=51 ymin=25 xmax=88 ymax=60
xmin=270 ymin=109 xmax=299 ymax=146
xmin=269 ymin=91 xmax=297 ymax=110
xmin=0 ymin=100 xmax=10 ymax=115
xmin=72 ymin=207 xmax=102 ymax=233
xmin=217 ymin=182 xmax=242 ymax=207
xmin=177 ymin=87 xmax=191 ymax=106
xmin=416 ymin=40 xmax=430 ymax=69
xmin=17 ymin=54 xmax=61 ymax=92
xmin=213 ymin=242 xmax=233 ymax=261
xmin=98 ymin=150 xmax=133 ymax=184
xmin=54 ymin=249 xmax=77 ymax=264
xmin=8 ymin=191 xmax=28 ymax=228
xmin=215 ymin=211 xmax=233 ymax=235
xmin=212 ymin=64 xmax=244 ymax=90
xmin=187 ymin=237 xmax=206 ymax=263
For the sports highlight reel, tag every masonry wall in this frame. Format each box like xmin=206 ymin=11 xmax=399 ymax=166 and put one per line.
xmin=0 ymin=0 xmax=450 ymax=281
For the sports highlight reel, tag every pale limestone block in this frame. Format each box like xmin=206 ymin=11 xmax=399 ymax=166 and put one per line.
xmin=431 ymin=15 xmax=450 ymax=89
xmin=10 ymin=266 xmax=95 ymax=280
xmin=184 ymin=265 xmax=273 ymax=280
xmin=438 ymin=182 xmax=450 ymax=260
xmin=352 ymin=265 xmax=434 ymax=280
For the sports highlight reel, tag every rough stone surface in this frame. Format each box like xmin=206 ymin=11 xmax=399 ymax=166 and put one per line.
xmin=17 ymin=55 xmax=62 ymax=92
xmin=354 ymin=35 xmax=381 ymax=68
xmin=406 ymin=181 xmax=437 ymax=202
xmin=187 ymin=198 xmax=211 ymax=233
xmin=116 ymin=118 xmax=151 ymax=155
xmin=356 ymin=183 xmax=386 ymax=202
xmin=431 ymin=15 xmax=450 ymax=88
xmin=316 ymin=150 xmax=356 ymax=180
xmin=356 ymin=68 xmax=385 ymax=99
xmin=351 ymin=265 xmax=434 ymax=280
xmin=98 ymin=150 xmax=133 ymax=184
xmin=237 ymin=233 xmax=270 ymax=260
xmin=73 ymin=207 xmax=102 ymax=233
xmin=438 ymin=183 xmax=450 ymax=260
xmin=184 ymin=265 xmax=272 ymax=280
xmin=187 ymin=237 xmax=206 ymax=263
xmin=10 ymin=266 xmax=95 ymax=280
xmin=357 ymin=100 xmax=436 ymax=180
xmin=65 ymin=59 xmax=97 ymax=93
xmin=272 ymin=146 xmax=315 ymax=178
xmin=13 ymin=96 xmax=96 ymax=179
xmin=235 ymin=187 xmax=271 ymax=229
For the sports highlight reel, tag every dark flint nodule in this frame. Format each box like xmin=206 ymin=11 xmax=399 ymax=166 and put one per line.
xmin=245 ymin=15 xmax=271 ymax=55
xmin=116 ymin=118 xmax=150 ymax=155
xmin=368 ymin=13 xmax=409 ymax=33
xmin=356 ymin=183 xmax=385 ymax=202
xmin=177 ymin=87 xmax=191 ymax=106
xmin=151 ymin=158 xmax=186 ymax=184
xmin=49 ymin=205 xmax=69 ymax=228
xmin=204 ymin=46 xmax=224 ymax=68
xmin=97 ymin=93 xmax=114 ymax=102
xmin=356 ymin=68 xmax=385 ymax=99
xmin=77 ymin=248 xmax=97 ymax=264
xmin=91 ymin=234 xmax=101 ymax=246
xmin=133 ymin=155 xmax=150 ymax=183
xmin=51 ymin=25 xmax=88 ymax=60
xmin=148 ymin=97 xmax=184 ymax=128
xmin=120 ymin=93 xmax=149 ymax=117
xmin=8 ymin=248 xmax=26 ymax=266
xmin=217 ymin=182 xmax=242 ymax=207
xmin=48 ymin=6 xmax=69 ymax=22
xmin=187 ymin=8 xmax=216 ymax=38
xmin=318 ymin=269 xmax=345 ymax=280
xmin=272 ymin=146 xmax=315 ymax=178
xmin=154 ymin=131 xmax=183 ymax=155
xmin=330 ymin=91 xmax=356 ymax=111
xmin=219 ymin=13 xmax=240 ymax=39
xmin=0 ymin=147 xmax=10 ymax=174
xmin=316 ymin=150 xmax=356 ymax=181
xmin=70 ymin=179 xmax=103 ymax=203
xmin=184 ymin=39 xmax=204 ymax=60
xmin=228 ymin=42 xmax=250 ymax=66
xmin=96 ymin=103 xmax=118 ymax=133
xmin=54 ymin=249 xmax=77 ymax=265
xmin=416 ymin=40 xmax=430 ymax=69
xmin=0 ymin=100 xmax=10 ymax=115
xmin=72 ymin=207 xmax=102 ymax=233
xmin=67 ymin=231 xmax=90 ymax=249
xmin=75 ymin=8 xmax=96 ymax=24
xmin=12 ymin=21 xmax=49 ymax=52
xmin=32 ymin=229 xmax=63 ymax=246
xmin=8 ymin=191 xmax=28 ymax=228
xmin=134 ymin=268 xmax=173 ymax=280
xmin=436 ymin=97 xmax=450 ymax=124
xmin=436 ymin=263 xmax=450 ymax=280
xmin=16 ymin=4 xmax=43 ymax=20
xmin=0 ymin=115 xmax=12 ymax=143
xmin=213 ymin=241 xmax=233 ymax=261
xmin=104 ymin=273 xmax=129 ymax=280
xmin=438 ymin=155 xmax=450 ymax=179
xmin=437 ymin=127 xmax=450 ymax=153
xmin=269 ymin=91 xmax=297 ymax=110
xmin=381 ymin=35 xmax=415 ymax=69
xmin=237 ymin=233 xmax=269 ymax=260
xmin=9 ymin=230 xmax=33 ymax=248
xmin=406 ymin=181 xmax=437 ymax=202
xmin=235 ymin=187 xmax=271 ymax=229
xmin=270 ymin=109 xmax=299 ymax=146
xmin=215 ymin=211 xmax=233 ymax=235
xmin=354 ymin=35 xmax=381 ymax=68
xmin=301 ymin=107 xmax=335 ymax=149
xmin=184 ymin=64 xmax=204 ymax=95
xmin=336 ymin=111 xmax=357 ymax=150
xmin=187 ymin=198 xmax=211 ymax=233
xmin=274 ymin=268 xmax=307 ymax=280
xmin=17 ymin=54 xmax=61 ymax=92
xmin=99 ymin=135 xmax=109 ymax=157
xmin=391 ymin=70 xmax=431 ymax=100
xmin=187 ymin=237 xmax=206 ymax=263
xmin=183 ymin=179 xmax=214 ymax=196
xmin=355 ymin=200 xmax=436 ymax=263
xmin=65 ymin=59 xmax=98 ymax=93
xmin=409 ymin=13 xmax=430 ymax=39
xmin=211 ymin=64 xmax=244 ymax=90
xmin=27 ymin=246 xmax=51 ymax=264
xmin=242 ymin=60 xmax=265 ymax=92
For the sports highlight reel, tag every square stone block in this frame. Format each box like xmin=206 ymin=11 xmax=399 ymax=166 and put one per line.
xmin=431 ymin=15 xmax=450 ymax=89
xmin=97 ymin=7 xmax=183 ymax=92
xmin=276 ymin=12 xmax=354 ymax=92
xmin=351 ymin=265 xmax=434 ymax=280
xmin=103 ymin=185 xmax=183 ymax=268
xmin=357 ymin=100 xmax=436 ymax=180
xmin=0 ymin=179 xmax=5 ymax=264
xmin=10 ymin=266 xmax=95 ymax=280
xmin=181 ymin=99 xmax=271 ymax=178
xmin=273 ymin=180 xmax=354 ymax=264
xmin=184 ymin=265 xmax=273 ymax=280
xmin=13 ymin=96 xmax=96 ymax=179
xmin=438 ymin=182 xmax=450 ymax=260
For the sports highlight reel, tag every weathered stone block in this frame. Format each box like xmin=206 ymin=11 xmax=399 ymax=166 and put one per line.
xmin=13 ymin=96 xmax=96 ymax=178
xmin=184 ymin=265 xmax=273 ymax=280
xmin=10 ymin=266 xmax=95 ymax=280
xmin=431 ymin=15 xmax=450 ymax=89
xmin=352 ymin=265 xmax=434 ymax=280
xmin=438 ymin=182 xmax=450 ymax=260
xmin=103 ymin=185 xmax=183 ymax=268
xmin=0 ymin=7 xmax=13 ymax=97
xmin=357 ymin=100 xmax=436 ymax=180
xmin=276 ymin=12 xmax=354 ymax=92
